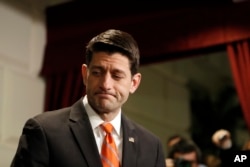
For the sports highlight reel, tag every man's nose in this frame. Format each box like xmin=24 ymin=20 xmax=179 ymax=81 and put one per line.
xmin=100 ymin=73 xmax=113 ymax=90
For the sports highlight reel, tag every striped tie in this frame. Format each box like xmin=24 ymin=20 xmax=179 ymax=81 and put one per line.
xmin=101 ymin=123 xmax=120 ymax=167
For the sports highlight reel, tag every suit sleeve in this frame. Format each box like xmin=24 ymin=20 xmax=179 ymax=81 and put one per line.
xmin=155 ymin=138 xmax=167 ymax=167
xmin=11 ymin=118 xmax=49 ymax=167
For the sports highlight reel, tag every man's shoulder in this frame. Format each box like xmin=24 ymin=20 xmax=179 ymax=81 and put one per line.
xmin=35 ymin=106 xmax=71 ymax=120
xmin=34 ymin=97 xmax=84 ymax=120
xmin=25 ymin=106 xmax=72 ymax=128
xmin=123 ymin=115 xmax=160 ymax=141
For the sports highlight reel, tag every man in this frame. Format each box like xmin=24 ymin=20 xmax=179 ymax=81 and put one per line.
xmin=166 ymin=134 xmax=186 ymax=151
xmin=165 ymin=134 xmax=187 ymax=167
xmin=211 ymin=129 xmax=235 ymax=167
xmin=166 ymin=139 xmax=207 ymax=167
xmin=11 ymin=29 xmax=166 ymax=167
xmin=212 ymin=129 xmax=232 ymax=150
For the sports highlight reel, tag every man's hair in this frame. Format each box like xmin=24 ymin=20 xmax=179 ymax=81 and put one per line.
xmin=85 ymin=29 xmax=140 ymax=75
xmin=167 ymin=134 xmax=185 ymax=148
xmin=167 ymin=139 xmax=202 ymax=163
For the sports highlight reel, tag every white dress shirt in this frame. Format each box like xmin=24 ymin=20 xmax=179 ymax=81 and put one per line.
xmin=83 ymin=95 xmax=123 ymax=162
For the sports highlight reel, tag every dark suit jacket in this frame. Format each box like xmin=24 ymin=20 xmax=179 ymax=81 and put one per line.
xmin=11 ymin=98 xmax=166 ymax=167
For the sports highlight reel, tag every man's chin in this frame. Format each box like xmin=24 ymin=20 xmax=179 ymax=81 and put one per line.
xmin=96 ymin=102 xmax=113 ymax=111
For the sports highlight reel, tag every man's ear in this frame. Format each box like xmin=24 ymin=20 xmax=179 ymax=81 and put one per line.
xmin=81 ymin=64 xmax=88 ymax=86
xmin=130 ymin=73 xmax=141 ymax=94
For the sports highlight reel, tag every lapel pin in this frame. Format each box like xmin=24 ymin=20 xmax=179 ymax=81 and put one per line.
xmin=129 ymin=137 xmax=135 ymax=143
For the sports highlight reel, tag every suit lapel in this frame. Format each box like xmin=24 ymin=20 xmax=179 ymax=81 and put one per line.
xmin=121 ymin=114 xmax=138 ymax=167
xmin=68 ymin=99 xmax=103 ymax=167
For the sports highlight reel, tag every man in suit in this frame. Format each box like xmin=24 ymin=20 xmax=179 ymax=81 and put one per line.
xmin=11 ymin=29 xmax=166 ymax=167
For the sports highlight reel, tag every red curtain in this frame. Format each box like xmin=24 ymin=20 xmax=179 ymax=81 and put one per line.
xmin=227 ymin=40 xmax=250 ymax=131
xmin=43 ymin=68 xmax=85 ymax=111
xmin=41 ymin=1 xmax=250 ymax=117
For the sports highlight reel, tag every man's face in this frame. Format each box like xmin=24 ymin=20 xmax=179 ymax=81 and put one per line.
xmin=82 ymin=51 xmax=141 ymax=115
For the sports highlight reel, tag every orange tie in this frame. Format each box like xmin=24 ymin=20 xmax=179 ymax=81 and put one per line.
xmin=101 ymin=123 xmax=120 ymax=167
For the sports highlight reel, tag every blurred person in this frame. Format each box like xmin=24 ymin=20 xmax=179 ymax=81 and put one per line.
xmin=167 ymin=134 xmax=186 ymax=150
xmin=212 ymin=129 xmax=233 ymax=150
xmin=211 ymin=129 xmax=234 ymax=167
xmin=212 ymin=129 xmax=250 ymax=166
xmin=242 ymin=139 xmax=250 ymax=151
xmin=11 ymin=29 xmax=166 ymax=167
xmin=166 ymin=134 xmax=188 ymax=167
xmin=203 ymin=154 xmax=221 ymax=167
xmin=166 ymin=138 xmax=207 ymax=167
xmin=212 ymin=129 xmax=250 ymax=151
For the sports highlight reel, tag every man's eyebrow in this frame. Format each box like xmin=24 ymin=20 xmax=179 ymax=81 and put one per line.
xmin=113 ymin=68 xmax=124 ymax=72
xmin=89 ymin=65 xmax=103 ymax=70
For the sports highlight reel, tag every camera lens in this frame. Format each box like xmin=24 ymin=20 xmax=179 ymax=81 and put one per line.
xmin=174 ymin=158 xmax=192 ymax=167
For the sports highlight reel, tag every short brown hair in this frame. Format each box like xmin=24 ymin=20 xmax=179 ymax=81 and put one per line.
xmin=85 ymin=29 xmax=140 ymax=75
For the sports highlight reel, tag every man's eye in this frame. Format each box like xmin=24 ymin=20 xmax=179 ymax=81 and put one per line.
xmin=113 ymin=74 xmax=124 ymax=79
xmin=114 ymin=75 xmax=121 ymax=79
xmin=92 ymin=71 xmax=101 ymax=76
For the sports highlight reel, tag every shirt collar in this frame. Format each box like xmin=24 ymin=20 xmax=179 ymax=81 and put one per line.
xmin=83 ymin=95 xmax=121 ymax=136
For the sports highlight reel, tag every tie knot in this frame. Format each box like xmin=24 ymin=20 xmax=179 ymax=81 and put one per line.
xmin=101 ymin=123 xmax=113 ymax=134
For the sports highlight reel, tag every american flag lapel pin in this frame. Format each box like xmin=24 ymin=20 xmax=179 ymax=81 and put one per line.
xmin=129 ymin=137 xmax=135 ymax=143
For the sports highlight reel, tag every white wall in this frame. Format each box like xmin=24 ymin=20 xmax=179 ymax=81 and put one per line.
xmin=124 ymin=63 xmax=191 ymax=154
xmin=0 ymin=1 xmax=46 ymax=166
